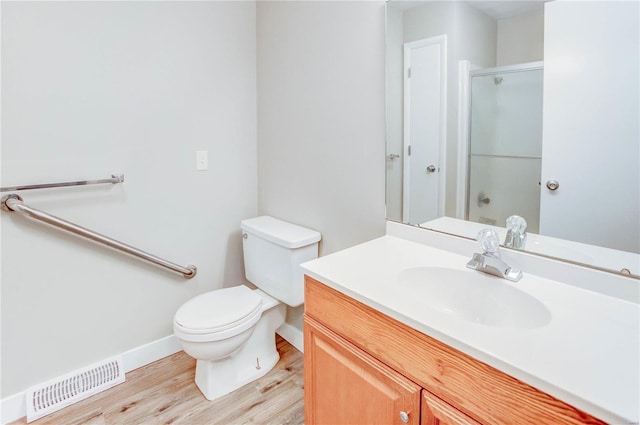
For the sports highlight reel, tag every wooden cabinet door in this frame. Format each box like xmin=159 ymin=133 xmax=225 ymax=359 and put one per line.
xmin=421 ymin=390 xmax=481 ymax=425
xmin=304 ymin=315 xmax=421 ymax=425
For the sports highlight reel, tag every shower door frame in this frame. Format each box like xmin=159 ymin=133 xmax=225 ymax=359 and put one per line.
xmin=462 ymin=61 xmax=544 ymax=221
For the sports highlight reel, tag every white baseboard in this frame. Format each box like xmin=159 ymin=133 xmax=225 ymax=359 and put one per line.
xmin=1 ymin=335 xmax=181 ymax=425
xmin=121 ymin=334 xmax=181 ymax=373
xmin=1 ymin=393 xmax=25 ymax=425
xmin=277 ymin=322 xmax=304 ymax=353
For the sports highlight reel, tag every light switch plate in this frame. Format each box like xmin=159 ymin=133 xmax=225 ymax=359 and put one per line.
xmin=196 ymin=150 xmax=208 ymax=171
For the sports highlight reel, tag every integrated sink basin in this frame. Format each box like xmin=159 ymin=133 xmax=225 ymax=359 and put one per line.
xmin=398 ymin=267 xmax=551 ymax=329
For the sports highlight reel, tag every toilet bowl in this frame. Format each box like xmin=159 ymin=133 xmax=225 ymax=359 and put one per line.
xmin=174 ymin=286 xmax=286 ymax=400
xmin=173 ymin=216 xmax=320 ymax=401
xmin=174 ymin=285 xmax=263 ymax=359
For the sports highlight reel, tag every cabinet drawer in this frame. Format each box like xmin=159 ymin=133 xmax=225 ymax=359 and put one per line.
xmin=305 ymin=275 xmax=605 ymax=425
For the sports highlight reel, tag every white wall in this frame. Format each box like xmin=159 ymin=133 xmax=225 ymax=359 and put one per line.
xmin=497 ymin=9 xmax=544 ymax=67
xmin=256 ymin=1 xmax=387 ymax=329
xmin=1 ymin=1 xmax=257 ymax=398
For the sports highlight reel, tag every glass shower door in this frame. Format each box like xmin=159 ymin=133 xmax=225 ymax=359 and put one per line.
xmin=467 ymin=65 xmax=543 ymax=233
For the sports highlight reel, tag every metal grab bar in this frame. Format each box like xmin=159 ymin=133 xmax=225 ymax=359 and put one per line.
xmin=0 ymin=173 xmax=124 ymax=193
xmin=1 ymin=194 xmax=197 ymax=279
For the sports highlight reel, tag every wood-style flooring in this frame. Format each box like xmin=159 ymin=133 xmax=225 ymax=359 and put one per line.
xmin=10 ymin=336 xmax=304 ymax=425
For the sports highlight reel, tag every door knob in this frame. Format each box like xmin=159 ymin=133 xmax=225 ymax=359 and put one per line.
xmin=546 ymin=180 xmax=560 ymax=191
xmin=477 ymin=192 xmax=490 ymax=206
xmin=399 ymin=411 xmax=410 ymax=423
xmin=426 ymin=165 xmax=436 ymax=173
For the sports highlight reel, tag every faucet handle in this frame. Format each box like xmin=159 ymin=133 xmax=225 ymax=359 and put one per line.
xmin=477 ymin=229 xmax=500 ymax=256
xmin=506 ymin=215 xmax=527 ymax=234
xmin=505 ymin=215 xmax=527 ymax=249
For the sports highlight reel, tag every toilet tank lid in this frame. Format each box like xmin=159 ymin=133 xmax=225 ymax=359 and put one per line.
xmin=241 ymin=216 xmax=321 ymax=249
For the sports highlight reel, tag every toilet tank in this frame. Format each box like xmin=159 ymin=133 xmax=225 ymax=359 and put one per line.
xmin=241 ymin=216 xmax=321 ymax=307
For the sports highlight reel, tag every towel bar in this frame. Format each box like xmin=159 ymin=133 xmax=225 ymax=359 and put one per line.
xmin=0 ymin=174 xmax=124 ymax=192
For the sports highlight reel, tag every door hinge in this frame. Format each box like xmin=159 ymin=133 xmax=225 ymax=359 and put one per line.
xmin=408 ymin=145 xmax=411 ymax=156
xmin=408 ymin=68 xmax=412 ymax=78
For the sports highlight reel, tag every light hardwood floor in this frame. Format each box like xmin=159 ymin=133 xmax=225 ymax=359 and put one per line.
xmin=10 ymin=336 xmax=304 ymax=425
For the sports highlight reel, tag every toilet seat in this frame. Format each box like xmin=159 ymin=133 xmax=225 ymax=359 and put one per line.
xmin=174 ymin=286 xmax=262 ymax=342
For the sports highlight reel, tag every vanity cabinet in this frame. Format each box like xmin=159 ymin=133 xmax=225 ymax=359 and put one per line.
xmin=303 ymin=276 xmax=606 ymax=425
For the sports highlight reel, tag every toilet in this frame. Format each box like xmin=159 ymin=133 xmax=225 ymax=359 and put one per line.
xmin=173 ymin=216 xmax=321 ymax=400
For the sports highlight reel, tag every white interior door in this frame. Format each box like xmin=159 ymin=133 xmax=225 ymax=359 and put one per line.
xmin=403 ymin=36 xmax=447 ymax=225
xmin=540 ymin=1 xmax=639 ymax=253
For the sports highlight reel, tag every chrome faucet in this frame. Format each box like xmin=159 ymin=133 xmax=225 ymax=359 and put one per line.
xmin=466 ymin=229 xmax=523 ymax=282
xmin=504 ymin=215 xmax=527 ymax=249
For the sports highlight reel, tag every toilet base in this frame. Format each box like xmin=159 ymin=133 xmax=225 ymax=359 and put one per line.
xmin=194 ymin=293 xmax=287 ymax=401
xmin=194 ymin=345 xmax=279 ymax=401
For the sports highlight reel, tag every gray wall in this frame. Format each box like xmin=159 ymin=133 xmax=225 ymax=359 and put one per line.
xmin=385 ymin=6 xmax=404 ymax=222
xmin=256 ymin=1 xmax=387 ymax=256
xmin=256 ymin=1 xmax=387 ymax=330
xmin=1 ymin=1 xmax=257 ymax=397
xmin=497 ymin=9 xmax=544 ymax=66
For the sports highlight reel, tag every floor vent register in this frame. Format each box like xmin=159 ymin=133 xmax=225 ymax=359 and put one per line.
xmin=25 ymin=356 xmax=125 ymax=422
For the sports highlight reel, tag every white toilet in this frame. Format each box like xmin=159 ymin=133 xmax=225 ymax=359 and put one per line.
xmin=173 ymin=216 xmax=321 ymax=400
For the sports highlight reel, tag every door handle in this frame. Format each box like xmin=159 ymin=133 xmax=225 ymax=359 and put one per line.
xmin=426 ymin=165 xmax=436 ymax=173
xmin=546 ymin=180 xmax=560 ymax=191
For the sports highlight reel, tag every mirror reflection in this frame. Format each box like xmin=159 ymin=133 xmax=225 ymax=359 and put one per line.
xmin=385 ymin=0 xmax=639 ymax=275
xmin=468 ymin=64 xmax=543 ymax=233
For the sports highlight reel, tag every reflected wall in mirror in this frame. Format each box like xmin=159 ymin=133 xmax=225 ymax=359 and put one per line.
xmin=385 ymin=0 xmax=639 ymax=275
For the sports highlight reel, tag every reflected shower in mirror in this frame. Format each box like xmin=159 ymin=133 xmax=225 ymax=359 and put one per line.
xmin=385 ymin=0 xmax=639 ymax=276
xmin=467 ymin=63 xmax=543 ymax=232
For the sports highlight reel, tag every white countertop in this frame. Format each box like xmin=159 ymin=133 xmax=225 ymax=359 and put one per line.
xmin=301 ymin=235 xmax=639 ymax=424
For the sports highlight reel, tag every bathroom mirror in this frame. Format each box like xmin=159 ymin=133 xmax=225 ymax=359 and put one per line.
xmin=385 ymin=0 xmax=639 ymax=276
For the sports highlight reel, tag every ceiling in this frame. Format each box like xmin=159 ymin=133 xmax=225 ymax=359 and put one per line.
xmin=468 ymin=1 xmax=547 ymax=19
xmin=388 ymin=0 xmax=549 ymax=20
